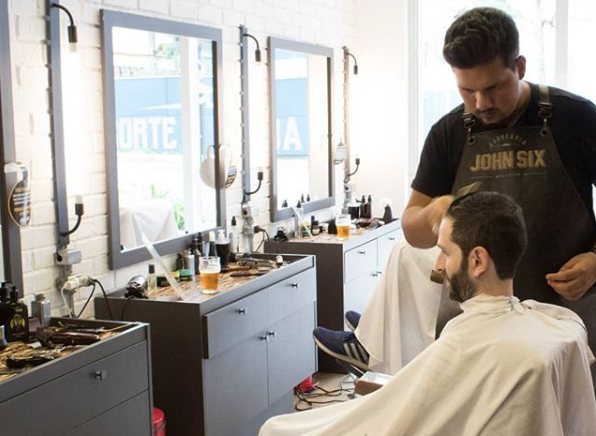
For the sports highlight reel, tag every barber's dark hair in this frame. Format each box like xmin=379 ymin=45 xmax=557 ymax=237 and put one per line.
xmin=445 ymin=192 xmax=527 ymax=280
xmin=443 ymin=7 xmax=519 ymax=69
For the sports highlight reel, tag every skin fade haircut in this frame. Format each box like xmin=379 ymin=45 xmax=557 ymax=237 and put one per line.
xmin=443 ymin=7 xmax=520 ymax=69
xmin=445 ymin=192 xmax=528 ymax=280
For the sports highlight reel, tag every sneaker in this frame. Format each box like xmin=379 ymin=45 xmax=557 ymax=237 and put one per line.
xmin=344 ymin=311 xmax=361 ymax=332
xmin=313 ymin=327 xmax=370 ymax=371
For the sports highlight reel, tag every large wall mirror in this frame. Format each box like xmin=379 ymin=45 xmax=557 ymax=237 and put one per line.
xmin=268 ymin=38 xmax=335 ymax=222
xmin=102 ymin=10 xmax=225 ymax=269
xmin=0 ymin=0 xmax=23 ymax=293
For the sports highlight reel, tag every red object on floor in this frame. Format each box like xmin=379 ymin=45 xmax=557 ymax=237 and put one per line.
xmin=153 ymin=407 xmax=166 ymax=436
xmin=298 ymin=375 xmax=317 ymax=393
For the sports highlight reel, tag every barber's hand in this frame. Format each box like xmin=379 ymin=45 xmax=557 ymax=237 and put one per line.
xmin=546 ymin=252 xmax=596 ymax=301
xmin=428 ymin=195 xmax=455 ymax=235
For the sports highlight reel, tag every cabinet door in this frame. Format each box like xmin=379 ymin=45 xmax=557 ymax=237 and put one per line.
xmin=344 ymin=271 xmax=380 ymax=323
xmin=203 ymin=334 xmax=269 ymax=436
xmin=267 ymin=304 xmax=317 ymax=404
xmin=344 ymin=240 xmax=378 ymax=283
xmin=377 ymin=229 xmax=402 ymax=270
xmin=62 ymin=391 xmax=152 ymax=436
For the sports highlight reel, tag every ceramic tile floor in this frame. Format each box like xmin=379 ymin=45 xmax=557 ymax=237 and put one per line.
xmin=293 ymin=372 xmax=357 ymax=412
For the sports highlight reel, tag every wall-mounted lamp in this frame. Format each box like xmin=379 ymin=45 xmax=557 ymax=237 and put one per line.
xmin=51 ymin=3 xmax=78 ymax=45
xmin=244 ymin=169 xmax=264 ymax=200
xmin=344 ymin=157 xmax=361 ymax=184
xmin=346 ymin=50 xmax=359 ymax=75
xmin=346 ymin=52 xmax=358 ymax=75
xmin=241 ymin=32 xmax=262 ymax=62
xmin=59 ymin=196 xmax=84 ymax=237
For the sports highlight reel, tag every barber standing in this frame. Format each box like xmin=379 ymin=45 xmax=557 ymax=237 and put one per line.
xmin=403 ymin=7 xmax=596 ymax=364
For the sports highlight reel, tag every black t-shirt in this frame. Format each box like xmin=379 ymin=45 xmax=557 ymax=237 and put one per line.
xmin=412 ymin=83 xmax=596 ymax=223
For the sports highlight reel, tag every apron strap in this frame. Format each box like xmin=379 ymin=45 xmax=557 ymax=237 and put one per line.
xmin=538 ymin=84 xmax=553 ymax=136
xmin=462 ymin=111 xmax=476 ymax=145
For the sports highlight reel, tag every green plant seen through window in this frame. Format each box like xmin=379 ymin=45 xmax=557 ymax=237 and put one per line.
xmin=149 ymin=182 xmax=185 ymax=230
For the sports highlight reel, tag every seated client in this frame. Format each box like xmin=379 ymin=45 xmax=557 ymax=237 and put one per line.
xmin=259 ymin=192 xmax=596 ymax=436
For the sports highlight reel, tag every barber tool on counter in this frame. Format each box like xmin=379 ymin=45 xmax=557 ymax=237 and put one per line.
xmin=124 ymin=275 xmax=148 ymax=299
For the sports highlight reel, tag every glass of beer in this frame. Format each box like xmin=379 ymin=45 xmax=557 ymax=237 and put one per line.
xmin=336 ymin=214 xmax=352 ymax=240
xmin=200 ymin=256 xmax=221 ymax=294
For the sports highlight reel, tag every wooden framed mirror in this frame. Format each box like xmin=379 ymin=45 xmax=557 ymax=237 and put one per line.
xmin=268 ymin=37 xmax=335 ymax=222
xmin=101 ymin=10 xmax=226 ymax=269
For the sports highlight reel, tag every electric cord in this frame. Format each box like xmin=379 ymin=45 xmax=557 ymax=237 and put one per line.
xmin=75 ymin=282 xmax=97 ymax=318
xmin=254 ymin=226 xmax=270 ymax=252
xmin=90 ymin=278 xmax=114 ymax=320
xmin=120 ymin=297 xmax=133 ymax=321
xmin=60 ymin=285 xmax=73 ymax=318
xmin=294 ymin=376 xmax=356 ymax=411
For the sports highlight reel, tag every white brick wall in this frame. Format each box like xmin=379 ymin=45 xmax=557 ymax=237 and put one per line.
xmin=8 ymin=0 xmax=355 ymax=318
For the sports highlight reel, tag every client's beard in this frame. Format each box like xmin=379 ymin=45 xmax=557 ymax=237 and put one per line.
xmin=445 ymin=257 xmax=477 ymax=303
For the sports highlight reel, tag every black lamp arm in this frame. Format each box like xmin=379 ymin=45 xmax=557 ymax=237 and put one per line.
xmin=242 ymin=32 xmax=262 ymax=62
xmin=344 ymin=158 xmax=361 ymax=183
xmin=59 ymin=202 xmax=84 ymax=237
xmin=51 ymin=2 xmax=78 ymax=44
xmin=244 ymin=170 xmax=264 ymax=197
xmin=346 ymin=52 xmax=359 ymax=75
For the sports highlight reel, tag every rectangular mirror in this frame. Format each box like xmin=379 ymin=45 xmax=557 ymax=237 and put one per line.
xmin=268 ymin=37 xmax=335 ymax=222
xmin=102 ymin=10 xmax=225 ymax=269
xmin=0 ymin=0 xmax=23 ymax=293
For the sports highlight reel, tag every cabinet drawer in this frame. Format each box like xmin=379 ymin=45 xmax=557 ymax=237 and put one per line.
xmin=0 ymin=342 xmax=149 ymax=436
xmin=377 ymin=229 xmax=402 ymax=268
xmin=63 ymin=391 xmax=152 ymax=436
xmin=204 ymin=289 xmax=269 ymax=358
xmin=344 ymin=240 xmax=378 ymax=283
xmin=268 ymin=268 xmax=316 ymax=326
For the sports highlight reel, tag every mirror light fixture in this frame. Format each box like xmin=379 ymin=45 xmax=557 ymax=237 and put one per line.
xmin=51 ymin=2 xmax=78 ymax=44
xmin=241 ymin=31 xmax=262 ymax=62
xmin=344 ymin=47 xmax=359 ymax=75
xmin=344 ymin=157 xmax=361 ymax=183
xmin=59 ymin=196 xmax=84 ymax=237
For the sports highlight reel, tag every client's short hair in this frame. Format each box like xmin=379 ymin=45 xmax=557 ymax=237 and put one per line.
xmin=445 ymin=192 xmax=527 ymax=279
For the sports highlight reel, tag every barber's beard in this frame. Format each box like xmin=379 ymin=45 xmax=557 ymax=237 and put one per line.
xmin=445 ymin=257 xmax=477 ymax=303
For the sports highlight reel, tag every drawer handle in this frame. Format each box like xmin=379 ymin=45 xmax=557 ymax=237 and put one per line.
xmin=357 ymin=250 xmax=366 ymax=255
xmin=290 ymin=282 xmax=299 ymax=288
xmin=267 ymin=330 xmax=276 ymax=338
xmin=388 ymin=237 xmax=396 ymax=241
xmin=94 ymin=370 xmax=108 ymax=381
xmin=238 ymin=308 xmax=247 ymax=315
xmin=376 ymin=270 xmax=383 ymax=275
xmin=260 ymin=335 xmax=269 ymax=341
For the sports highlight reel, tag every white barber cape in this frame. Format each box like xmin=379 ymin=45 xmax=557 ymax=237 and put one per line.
xmin=356 ymin=241 xmax=442 ymax=375
xmin=260 ymin=295 xmax=596 ymax=436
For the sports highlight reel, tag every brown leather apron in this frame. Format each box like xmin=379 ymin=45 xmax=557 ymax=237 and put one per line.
xmin=435 ymin=86 xmax=596 ymax=369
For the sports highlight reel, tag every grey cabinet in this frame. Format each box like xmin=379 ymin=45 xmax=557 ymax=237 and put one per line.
xmin=0 ymin=318 xmax=152 ymax=436
xmin=95 ymin=254 xmax=317 ymax=436
xmin=265 ymin=220 xmax=403 ymax=372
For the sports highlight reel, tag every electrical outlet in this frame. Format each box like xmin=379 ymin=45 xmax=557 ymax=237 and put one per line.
xmin=55 ymin=247 xmax=82 ymax=266
xmin=62 ymin=274 xmax=90 ymax=291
